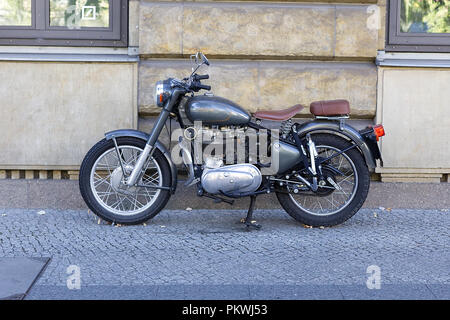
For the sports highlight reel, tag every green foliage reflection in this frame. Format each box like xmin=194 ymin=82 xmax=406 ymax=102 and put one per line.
xmin=401 ymin=0 xmax=450 ymax=33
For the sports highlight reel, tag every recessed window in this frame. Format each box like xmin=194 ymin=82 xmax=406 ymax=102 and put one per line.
xmin=387 ymin=0 xmax=450 ymax=52
xmin=0 ymin=0 xmax=127 ymax=47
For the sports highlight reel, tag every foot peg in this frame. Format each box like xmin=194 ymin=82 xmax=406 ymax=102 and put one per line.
xmin=203 ymin=193 xmax=234 ymax=205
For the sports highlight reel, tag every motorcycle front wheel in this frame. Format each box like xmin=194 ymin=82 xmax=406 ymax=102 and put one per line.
xmin=79 ymin=137 xmax=171 ymax=225
xmin=276 ymin=134 xmax=370 ymax=227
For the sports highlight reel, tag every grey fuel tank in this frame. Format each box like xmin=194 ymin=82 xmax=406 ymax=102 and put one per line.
xmin=186 ymin=96 xmax=251 ymax=126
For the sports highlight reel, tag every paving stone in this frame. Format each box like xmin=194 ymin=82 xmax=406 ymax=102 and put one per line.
xmin=26 ymin=285 xmax=158 ymax=300
xmin=339 ymin=284 xmax=437 ymax=300
xmin=426 ymin=284 xmax=450 ymax=300
xmin=0 ymin=208 xmax=445 ymax=300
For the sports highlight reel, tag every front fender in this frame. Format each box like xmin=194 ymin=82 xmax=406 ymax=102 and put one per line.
xmin=295 ymin=121 xmax=377 ymax=170
xmin=105 ymin=129 xmax=177 ymax=193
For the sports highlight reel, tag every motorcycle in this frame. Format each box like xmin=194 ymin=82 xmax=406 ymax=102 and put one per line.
xmin=79 ymin=52 xmax=385 ymax=229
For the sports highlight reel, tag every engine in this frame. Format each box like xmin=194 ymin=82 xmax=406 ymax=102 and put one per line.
xmin=179 ymin=125 xmax=264 ymax=195
xmin=201 ymin=158 xmax=262 ymax=195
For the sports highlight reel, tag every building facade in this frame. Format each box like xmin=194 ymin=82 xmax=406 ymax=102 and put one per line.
xmin=0 ymin=0 xmax=449 ymax=182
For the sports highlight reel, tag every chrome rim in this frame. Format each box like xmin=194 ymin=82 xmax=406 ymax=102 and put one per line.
xmin=288 ymin=145 xmax=358 ymax=216
xmin=90 ymin=145 xmax=162 ymax=216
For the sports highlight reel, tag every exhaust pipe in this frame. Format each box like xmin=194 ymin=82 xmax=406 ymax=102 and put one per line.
xmin=178 ymin=137 xmax=196 ymax=186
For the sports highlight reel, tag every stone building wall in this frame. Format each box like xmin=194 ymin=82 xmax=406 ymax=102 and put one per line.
xmin=0 ymin=61 xmax=137 ymax=177
xmin=5 ymin=0 xmax=447 ymax=183
xmin=135 ymin=0 xmax=384 ymax=119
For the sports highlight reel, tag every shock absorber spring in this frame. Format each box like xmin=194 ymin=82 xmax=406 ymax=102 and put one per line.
xmin=280 ymin=118 xmax=293 ymax=139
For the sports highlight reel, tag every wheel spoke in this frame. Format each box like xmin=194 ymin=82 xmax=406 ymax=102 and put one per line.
xmin=90 ymin=145 xmax=162 ymax=216
xmin=288 ymin=144 xmax=358 ymax=216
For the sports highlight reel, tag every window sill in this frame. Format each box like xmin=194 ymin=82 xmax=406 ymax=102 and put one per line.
xmin=376 ymin=51 xmax=450 ymax=68
xmin=0 ymin=46 xmax=139 ymax=62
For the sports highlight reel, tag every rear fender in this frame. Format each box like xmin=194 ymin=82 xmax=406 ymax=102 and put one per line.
xmin=105 ymin=129 xmax=177 ymax=193
xmin=295 ymin=120 xmax=377 ymax=170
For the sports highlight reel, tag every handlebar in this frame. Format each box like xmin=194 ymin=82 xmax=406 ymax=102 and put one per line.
xmin=173 ymin=74 xmax=211 ymax=92
xmin=195 ymin=74 xmax=209 ymax=80
xmin=189 ymin=74 xmax=210 ymax=92
xmin=196 ymin=83 xmax=211 ymax=91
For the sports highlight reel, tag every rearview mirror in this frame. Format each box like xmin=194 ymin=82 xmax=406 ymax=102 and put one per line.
xmin=189 ymin=52 xmax=210 ymax=78
xmin=199 ymin=52 xmax=210 ymax=66
xmin=190 ymin=52 xmax=210 ymax=70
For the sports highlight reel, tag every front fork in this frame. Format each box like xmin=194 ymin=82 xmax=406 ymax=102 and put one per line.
xmin=126 ymin=109 xmax=170 ymax=186
xmin=124 ymin=89 xmax=183 ymax=186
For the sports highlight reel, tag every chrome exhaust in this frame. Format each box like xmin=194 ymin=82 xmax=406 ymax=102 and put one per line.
xmin=178 ymin=137 xmax=196 ymax=186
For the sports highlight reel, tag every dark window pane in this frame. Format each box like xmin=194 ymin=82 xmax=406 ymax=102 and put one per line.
xmin=50 ymin=0 xmax=110 ymax=29
xmin=400 ymin=0 xmax=450 ymax=33
xmin=0 ymin=0 xmax=32 ymax=26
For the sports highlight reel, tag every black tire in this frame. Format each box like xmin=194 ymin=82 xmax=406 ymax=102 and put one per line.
xmin=276 ymin=133 xmax=370 ymax=227
xmin=79 ymin=137 xmax=171 ymax=225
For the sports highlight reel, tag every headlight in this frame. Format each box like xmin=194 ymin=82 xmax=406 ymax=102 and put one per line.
xmin=154 ymin=80 xmax=171 ymax=107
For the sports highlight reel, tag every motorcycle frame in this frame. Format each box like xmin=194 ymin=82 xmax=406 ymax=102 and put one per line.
xmin=105 ymin=85 xmax=378 ymax=198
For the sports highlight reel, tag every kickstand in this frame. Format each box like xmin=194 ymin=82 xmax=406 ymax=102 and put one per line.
xmin=242 ymin=195 xmax=261 ymax=231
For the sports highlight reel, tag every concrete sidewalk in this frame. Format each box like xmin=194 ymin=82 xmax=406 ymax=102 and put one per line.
xmin=0 ymin=179 xmax=450 ymax=211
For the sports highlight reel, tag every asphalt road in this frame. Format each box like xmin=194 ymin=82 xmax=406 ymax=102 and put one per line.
xmin=0 ymin=207 xmax=448 ymax=300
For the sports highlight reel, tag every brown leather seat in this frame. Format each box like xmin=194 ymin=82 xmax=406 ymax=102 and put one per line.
xmin=253 ymin=104 xmax=304 ymax=121
xmin=310 ymin=99 xmax=350 ymax=116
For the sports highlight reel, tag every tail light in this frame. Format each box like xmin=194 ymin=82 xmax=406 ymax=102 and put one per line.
xmin=373 ymin=124 xmax=385 ymax=141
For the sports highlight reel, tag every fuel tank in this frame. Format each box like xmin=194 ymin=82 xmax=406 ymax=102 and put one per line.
xmin=186 ymin=96 xmax=251 ymax=125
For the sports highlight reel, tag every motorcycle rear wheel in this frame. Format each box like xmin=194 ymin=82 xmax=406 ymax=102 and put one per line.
xmin=79 ymin=137 xmax=171 ymax=225
xmin=276 ymin=134 xmax=370 ymax=227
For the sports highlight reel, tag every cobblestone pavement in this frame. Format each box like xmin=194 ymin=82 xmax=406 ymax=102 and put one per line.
xmin=0 ymin=208 xmax=448 ymax=299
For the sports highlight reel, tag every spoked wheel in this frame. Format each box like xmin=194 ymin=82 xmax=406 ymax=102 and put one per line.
xmin=79 ymin=137 xmax=171 ymax=225
xmin=276 ymin=134 xmax=370 ymax=227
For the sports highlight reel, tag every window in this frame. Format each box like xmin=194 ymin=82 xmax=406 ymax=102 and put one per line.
xmin=0 ymin=0 xmax=127 ymax=47
xmin=387 ymin=0 xmax=450 ymax=52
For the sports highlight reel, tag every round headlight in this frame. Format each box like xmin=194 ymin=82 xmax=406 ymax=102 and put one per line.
xmin=154 ymin=81 xmax=165 ymax=107
xmin=154 ymin=79 xmax=172 ymax=108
